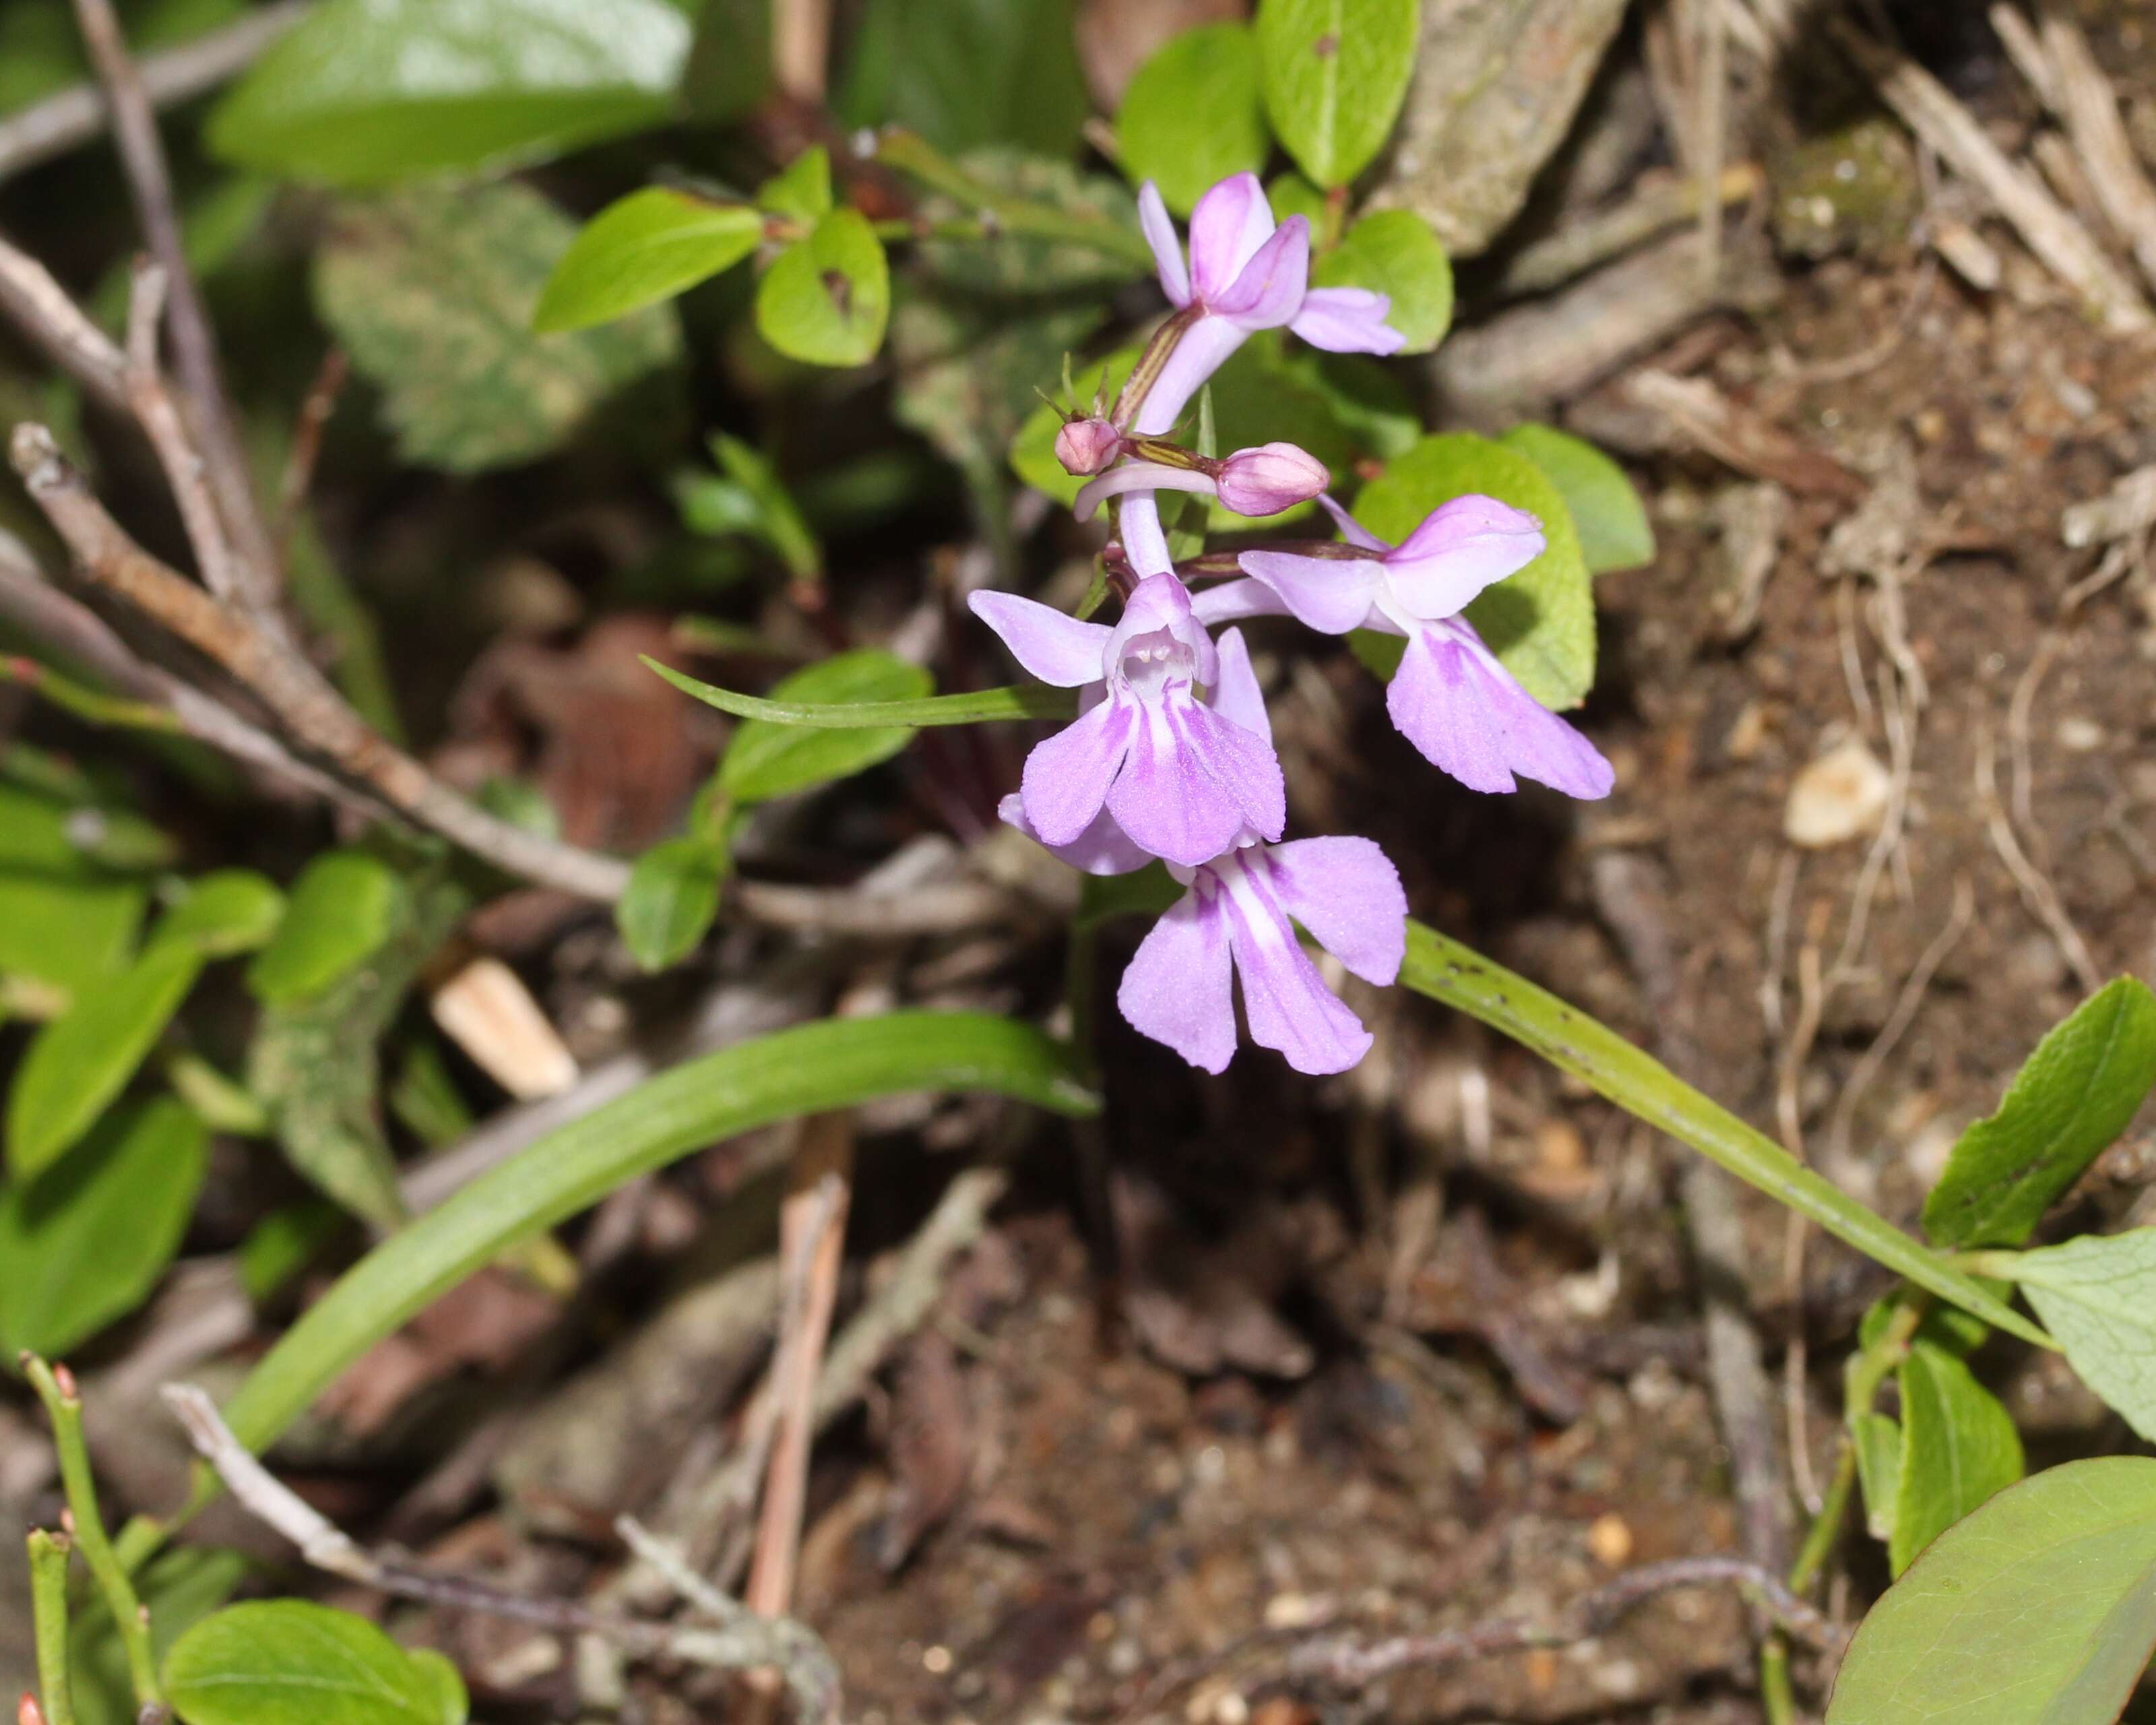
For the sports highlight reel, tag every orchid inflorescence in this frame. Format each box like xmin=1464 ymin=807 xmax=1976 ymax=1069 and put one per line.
xmin=973 ymin=172 xmax=1614 ymax=1077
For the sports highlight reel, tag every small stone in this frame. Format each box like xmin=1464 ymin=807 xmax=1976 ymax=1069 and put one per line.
xmin=1783 ymin=738 xmax=1893 ymax=847
xmin=2058 ymin=716 xmax=2105 ymax=751
xmin=1586 ymin=1511 xmax=1635 ymax=1567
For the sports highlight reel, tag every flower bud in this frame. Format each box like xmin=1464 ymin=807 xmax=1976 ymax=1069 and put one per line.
xmin=1214 ymin=442 xmax=1329 ymax=516
xmin=1054 ymin=416 xmax=1123 ymax=476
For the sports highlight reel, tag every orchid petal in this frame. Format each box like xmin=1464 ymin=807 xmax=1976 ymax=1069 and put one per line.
xmin=1189 ymin=578 xmax=1294 ymax=628
xmin=1317 ymin=493 xmax=1390 ymax=551
xmin=1074 ymin=462 xmax=1215 ymax=522
xmin=1106 ymin=697 xmax=1249 ymax=866
xmin=997 ymin=792 xmax=1153 ymax=875
xmin=1238 ymin=549 xmax=1382 ymax=636
xmin=1175 ymin=695 xmax=1286 ymax=840
xmin=1131 ymin=314 xmax=1252 ymax=436
xmin=1186 ymin=171 xmax=1275 ymax=302
xmin=1382 ymin=495 xmax=1546 ymax=621
xmin=1289 ymin=286 xmax=1405 ymax=355
xmin=1261 ymin=837 xmax=1406 ymax=984
xmin=1137 ymin=181 xmax=1191 ymax=306
xmin=1212 ymin=216 xmax=1310 ymax=326
xmin=1021 ymin=695 xmax=1137 ymax=843
xmin=1112 ymin=572 xmax=1218 ymax=688
xmin=1387 ymin=624 xmax=1614 ymax=798
xmin=1118 ymin=493 xmax=1176 ymax=579
xmin=1118 ymin=887 xmax=1237 ymax=1073
xmin=968 ymin=591 xmax=1110 ymax=687
xmin=1209 ymin=627 xmax=1271 ymax=744
xmin=1215 ymin=873 xmax=1371 ymax=1075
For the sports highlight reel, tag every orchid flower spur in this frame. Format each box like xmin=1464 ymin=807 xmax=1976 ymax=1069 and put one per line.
xmin=1073 ymin=441 xmax=1329 ymax=522
xmin=970 ymin=573 xmax=1284 ymax=868
xmin=1195 ymin=495 xmax=1616 ymax=800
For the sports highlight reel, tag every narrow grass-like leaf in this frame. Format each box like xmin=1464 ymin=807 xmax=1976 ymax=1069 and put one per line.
xmin=216 ymin=1012 xmax=1098 ymax=1453
xmin=715 ymin=650 xmax=931 ymax=803
xmin=1827 ymin=1457 xmax=2156 ymax=1724
xmin=1399 ymin=920 xmax=2050 ymax=1346
xmin=647 ymin=657 xmax=1074 ymax=727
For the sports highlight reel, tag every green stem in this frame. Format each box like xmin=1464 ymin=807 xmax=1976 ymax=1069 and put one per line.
xmin=872 ymin=129 xmax=1157 ymax=268
xmin=1398 ymin=922 xmax=2051 ymax=1348
xmin=27 ymin=1530 xmax=77 ymax=1725
xmin=23 ymin=1358 xmax=160 ymax=1712
xmin=0 ymin=655 xmax=182 ymax=732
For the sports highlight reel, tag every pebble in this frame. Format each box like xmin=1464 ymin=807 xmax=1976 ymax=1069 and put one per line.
xmin=1783 ymin=736 xmax=1892 ymax=847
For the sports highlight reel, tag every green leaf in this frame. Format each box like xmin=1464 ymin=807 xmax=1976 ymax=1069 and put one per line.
xmin=0 ymin=782 xmax=170 ymax=874
xmin=237 ymin=1201 xmax=348 ymax=1305
xmin=1500 ymin=425 xmax=1655 ymax=575
xmin=1256 ymin=0 xmax=1419 ymax=189
xmin=913 ymin=151 xmax=1147 ymax=296
xmin=0 ymin=873 xmax=146 ymax=995
xmin=317 ymin=182 xmax=683 ymax=472
xmin=1354 ymin=433 xmax=1597 ymax=709
xmin=1115 ymin=24 xmax=1269 ymax=217
xmin=1397 ymin=920 xmax=2054 ymax=1348
xmin=1923 ymin=976 xmax=2156 ymax=1249
xmin=707 ymin=434 xmax=819 ymax=578
xmin=1851 ymin=1411 xmax=1901 ymax=1543
xmin=681 ymin=0 xmax=771 ymax=123
xmin=245 ymin=850 xmax=402 ymax=1007
xmin=207 ymin=0 xmax=690 ymax=188
xmin=249 ymin=873 xmax=468 ymax=1229
xmin=151 ymin=871 xmax=286 ymax=960
xmin=71 ymin=1548 xmax=251 ymax=1725
xmin=1826 ymin=1457 xmax=2156 ymax=1724
xmin=533 ymin=189 xmax=762 ymax=334
xmin=1312 ymin=209 xmax=1452 ymax=353
xmin=7 ymin=944 xmax=201 ymax=1179
xmin=0 ymin=1098 xmax=210 ymax=1359
xmin=619 ymin=838 xmax=727 ymax=972
xmin=163 ymin=1600 xmax=466 ymax=1725
xmin=1076 ymin=865 xmax=1184 ymax=930
xmin=2012 ymin=1230 xmax=2156 ymax=1442
xmin=1889 ymin=1342 xmax=2023 ymax=1575
xmin=216 ymin=1012 xmax=1096 ymax=1454
xmin=408 ymin=1651 xmax=469 ymax=1725
xmin=716 ymin=650 xmax=934 ymax=803
xmin=837 ymin=0 xmax=1089 ymax=160
xmin=754 ymin=208 xmax=890 ymax=367
xmin=648 ymin=656 xmax=1072 ymax=728
xmin=757 ymin=146 xmax=833 ymax=222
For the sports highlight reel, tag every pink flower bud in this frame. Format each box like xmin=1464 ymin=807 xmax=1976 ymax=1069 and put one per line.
xmin=1054 ymin=416 xmax=1123 ymax=476
xmin=1215 ymin=442 xmax=1329 ymax=516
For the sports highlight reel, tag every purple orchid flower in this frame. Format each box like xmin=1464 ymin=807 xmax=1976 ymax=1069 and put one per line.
xmin=970 ymin=574 xmax=1284 ymax=868
xmin=1195 ymin=495 xmax=1615 ymax=799
xmin=1118 ymin=834 xmax=1407 ymax=1075
xmin=1116 ymin=172 xmax=1404 ymax=575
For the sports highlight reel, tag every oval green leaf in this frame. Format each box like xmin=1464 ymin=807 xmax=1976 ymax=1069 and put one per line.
xmin=216 ymin=1011 xmax=1097 ymax=1453
xmin=1313 ymin=208 xmax=1453 ymax=353
xmin=246 ymin=850 xmax=403 ymax=1007
xmin=2012 ymin=1228 xmax=2156 ymax=1441
xmin=150 ymin=871 xmax=287 ymax=960
xmin=207 ymin=0 xmax=690 ymax=188
xmin=7 ymin=943 xmax=203 ymax=1179
xmin=1398 ymin=920 xmax=2052 ymax=1348
xmin=1354 ymin=432 xmax=1596 ymax=709
xmin=648 ymin=656 xmax=1073 ymax=728
xmin=1889 ymin=1341 xmax=2023 ymax=1575
xmin=755 ymin=208 xmax=891 ymax=367
xmin=534 ymin=189 xmax=763 ymax=334
xmin=618 ymin=837 xmax=727 ymax=972
xmin=163 ymin=1600 xmax=465 ymax=1725
xmin=0 ymin=873 xmax=146 ymax=995
xmin=1500 ymin=423 xmax=1655 ymax=574
xmin=1827 ymin=1457 xmax=2156 ymax=1724
xmin=1116 ymin=24 xmax=1269 ymax=217
xmin=0 ymin=1098 xmax=210 ymax=1360
xmin=1923 ymin=976 xmax=2156 ymax=1249
xmin=716 ymin=650 xmax=934 ymax=803
xmin=1256 ymin=0 xmax=1419 ymax=189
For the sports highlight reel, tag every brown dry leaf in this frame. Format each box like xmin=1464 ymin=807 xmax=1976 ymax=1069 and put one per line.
xmin=1112 ymin=1171 xmax=1314 ymax=1379
xmin=877 ymin=1330 xmax=974 ymax=1569
xmin=321 ymin=1267 xmax=563 ymax=1437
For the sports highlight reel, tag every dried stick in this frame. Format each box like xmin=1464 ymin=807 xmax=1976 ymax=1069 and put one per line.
xmin=0 ymin=1 xmax=308 ymax=185
xmin=0 ymin=232 xmax=129 ymax=414
xmin=160 ymin=1385 xmax=842 ymax=1723
xmin=1829 ymin=16 xmax=2151 ymax=333
xmin=70 ymin=0 xmax=282 ymax=615
xmin=1976 ymin=721 xmax=2101 ymax=993
xmin=773 ymin=0 xmax=834 ymax=103
xmin=1492 ymin=164 xmax=1762 ymax=299
xmin=122 ymin=261 xmax=246 ymax=606
xmin=2025 ymin=3 xmax=2156 ymax=299
xmin=11 ymin=425 xmax=631 ymax=900
xmin=1284 ymin=1556 xmax=1837 ymax=1687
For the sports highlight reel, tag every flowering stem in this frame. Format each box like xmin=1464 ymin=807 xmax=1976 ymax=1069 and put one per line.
xmin=1397 ymin=922 xmax=2050 ymax=1347
xmin=22 ymin=1357 xmax=162 ymax=1713
xmin=27 ymin=1530 xmax=75 ymax=1725
xmin=870 ymin=130 xmax=1157 ymax=268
